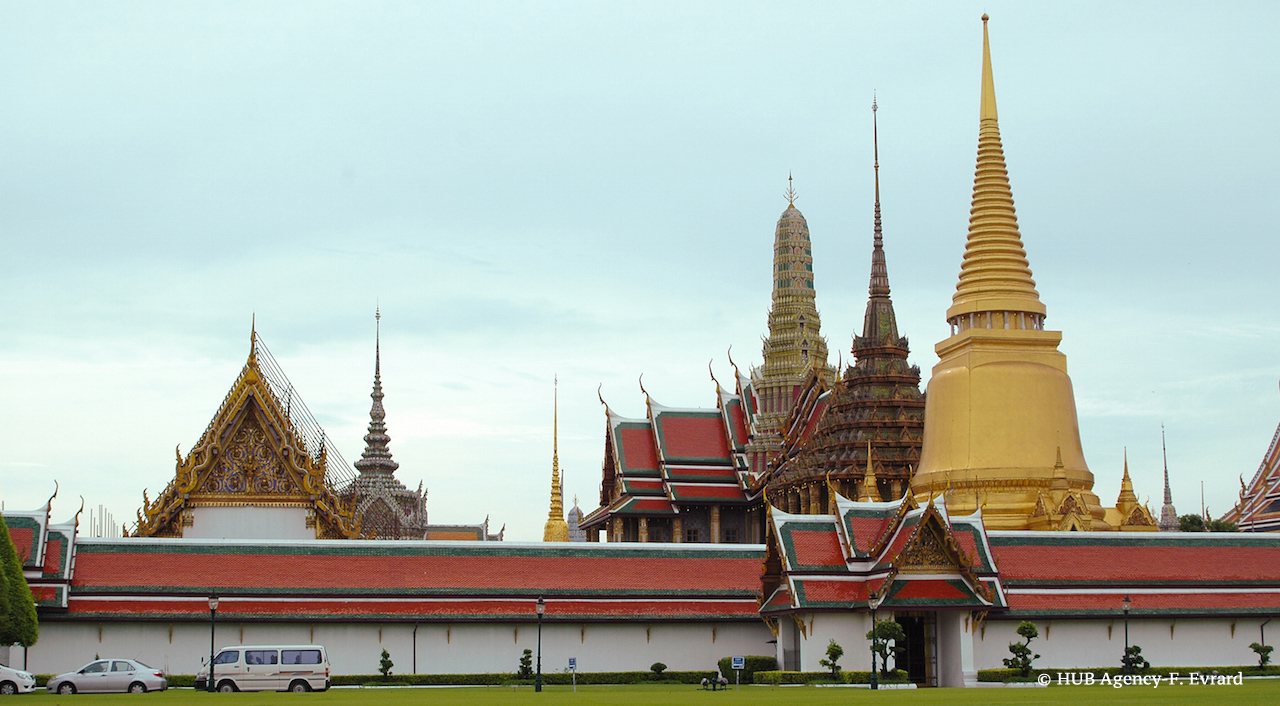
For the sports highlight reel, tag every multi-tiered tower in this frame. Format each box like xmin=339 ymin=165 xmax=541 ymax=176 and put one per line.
xmin=911 ymin=16 xmax=1110 ymax=530
xmin=767 ymin=101 xmax=924 ymax=509
xmin=745 ymin=178 xmax=835 ymax=477
xmin=350 ymin=310 xmax=430 ymax=539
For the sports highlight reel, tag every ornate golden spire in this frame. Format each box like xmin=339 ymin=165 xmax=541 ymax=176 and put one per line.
xmin=784 ymin=172 xmax=797 ymax=207
xmin=543 ymin=376 xmax=570 ymax=541
xmin=858 ymin=440 xmax=882 ymax=502
xmin=1117 ymin=448 xmax=1138 ymax=506
xmin=947 ymin=14 xmax=1046 ymax=321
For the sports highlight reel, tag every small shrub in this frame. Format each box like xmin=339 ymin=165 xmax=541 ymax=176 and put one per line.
xmin=818 ymin=639 xmax=843 ymax=676
xmin=1250 ymin=642 xmax=1273 ymax=668
xmin=1122 ymin=645 xmax=1150 ymax=673
xmin=716 ymin=655 xmax=777 ymax=683
xmin=378 ymin=649 xmax=393 ymax=678
xmin=867 ymin=620 xmax=906 ymax=676
xmin=1003 ymin=621 xmax=1040 ymax=677
xmin=517 ymin=649 xmax=533 ymax=679
xmin=649 ymin=662 xmax=666 ymax=679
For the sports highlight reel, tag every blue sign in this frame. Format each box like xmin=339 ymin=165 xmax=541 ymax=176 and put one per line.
xmin=731 ymin=656 xmax=745 ymax=670
xmin=568 ymin=657 xmax=577 ymax=670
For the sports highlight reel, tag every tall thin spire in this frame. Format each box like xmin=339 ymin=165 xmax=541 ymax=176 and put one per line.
xmin=355 ymin=308 xmax=399 ymax=475
xmin=1159 ymin=424 xmax=1179 ymax=531
xmin=869 ymin=94 xmax=890 ymax=297
xmin=785 ymin=172 xmax=797 ymax=207
xmin=543 ymin=376 xmax=570 ymax=541
xmin=947 ymin=14 xmax=1045 ymax=322
xmin=858 ymin=96 xmax=901 ymax=346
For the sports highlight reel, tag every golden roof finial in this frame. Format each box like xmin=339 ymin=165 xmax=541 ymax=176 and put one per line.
xmin=249 ymin=313 xmax=257 ymax=362
xmin=981 ymin=14 xmax=997 ymax=122
xmin=784 ymin=172 xmax=798 ymax=207
xmin=947 ymin=13 xmax=1045 ymax=321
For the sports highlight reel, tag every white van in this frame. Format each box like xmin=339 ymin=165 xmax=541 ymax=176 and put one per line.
xmin=194 ymin=645 xmax=329 ymax=692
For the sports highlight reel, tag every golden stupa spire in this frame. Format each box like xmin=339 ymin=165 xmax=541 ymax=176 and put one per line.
xmin=1116 ymin=447 xmax=1138 ymax=506
xmin=543 ymin=375 xmax=570 ymax=541
xmin=947 ymin=13 xmax=1045 ymax=322
xmin=858 ymin=440 xmax=882 ymax=502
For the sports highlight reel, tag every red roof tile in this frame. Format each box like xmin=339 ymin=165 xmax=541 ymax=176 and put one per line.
xmin=990 ymin=538 xmax=1280 ymax=585
xmin=617 ymin=426 xmax=660 ymax=472
xmin=788 ymin=527 xmax=845 ymax=569
xmin=657 ymin=415 xmax=733 ymax=463
xmin=70 ymin=544 xmax=762 ymax=595
xmin=1006 ymin=591 xmax=1280 ymax=615
xmin=669 ymin=484 xmax=747 ymax=503
xmin=8 ymin=527 xmax=34 ymax=564
xmin=62 ymin=597 xmax=762 ymax=621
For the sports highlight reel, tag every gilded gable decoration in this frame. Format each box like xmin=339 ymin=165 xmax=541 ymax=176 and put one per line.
xmin=130 ymin=330 xmax=360 ymax=539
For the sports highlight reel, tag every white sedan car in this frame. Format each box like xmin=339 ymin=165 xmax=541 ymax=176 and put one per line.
xmin=46 ymin=659 xmax=168 ymax=694
xmin=0 ymin=663 xmax=36 ymax=695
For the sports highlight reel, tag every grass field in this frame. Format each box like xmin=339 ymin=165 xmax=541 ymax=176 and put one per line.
xmin=21 ymin=681 xmax=1280 ymax=706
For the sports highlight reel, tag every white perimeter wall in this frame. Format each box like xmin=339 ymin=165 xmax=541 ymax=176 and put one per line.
xmin=975 ymin=617 xmax=1272 ymax=670
xmin=24 ymin=620 xmax=774 ymax=676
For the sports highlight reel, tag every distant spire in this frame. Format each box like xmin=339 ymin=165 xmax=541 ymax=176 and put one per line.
xmin=784 ymin=172 xmax=798 ymax=207
xmin=947 ymin=14 xmax=1046 ymax=322
xmin=869 ymin=94 xmax=890 ymax=297
xmin=249 ymin=313 xmax=257 ymax=363
xmin=858 ymin=97 xmax=902 ymax=348
xmin=1116 ymin=448 xmax=1138 ymax=506
xmin=543 ymin=376 xmax=570 ymax=541
xmin=355 ymin=309 xmax=399 ymax=475
xmin=1158 ymin=424 xmax=1179 ymax=531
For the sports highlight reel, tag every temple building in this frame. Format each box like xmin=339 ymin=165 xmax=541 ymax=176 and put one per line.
xmin=760 ymin=99 xmax=925 ymax=514
xmin=743 ymin=180 xmax=836 ymax=477
xmin=130 ymin=328 xmax=362 ymax=540
xmin=341 ymin=311 xmax=429 ymax=540
xmin=1225 ymin=382 xmax=1280 ymax=531
xmin=908 ymin=17 xmax=1153 ymax=531
xmin=580 ymin=382 xmax=754 ymax=543
xmin=129 ymin=322 xmax=500 ymax=542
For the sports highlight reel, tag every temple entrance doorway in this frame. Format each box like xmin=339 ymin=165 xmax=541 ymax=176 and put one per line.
xmin=894 ymin=612 xmax=937 ymax=686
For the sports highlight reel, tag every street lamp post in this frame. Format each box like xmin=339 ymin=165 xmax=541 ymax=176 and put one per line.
xmin=869 ymin=594 xmax=883 ymax=691
xmin=535 ymin=597 xmax=545 ymax=693
xmin=1122 ymin=595 xmax=1132 ymax=676
xmin=207 ymin=593 xmax=219 ymax=693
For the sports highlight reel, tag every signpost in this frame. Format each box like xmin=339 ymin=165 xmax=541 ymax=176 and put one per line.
xmin=732 ymin=656 xmax=745 ymax=690
xmin=568 ymin=657 xmax=577 ymax=692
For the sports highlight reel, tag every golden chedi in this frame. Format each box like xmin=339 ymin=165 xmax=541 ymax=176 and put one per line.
xmin=543 ymin=378 xmax=571 ymax=541
xmin=911 ymin=16 xmax=1110 ymax=530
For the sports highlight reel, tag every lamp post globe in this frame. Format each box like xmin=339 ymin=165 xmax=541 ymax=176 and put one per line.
xmin=207 ymin=593 xmax=219 ymax=693
xmin=535 ymin=597 xmax=545 ymax=693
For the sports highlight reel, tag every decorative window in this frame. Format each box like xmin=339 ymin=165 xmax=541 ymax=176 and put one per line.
xmin=724 ymin=528 xmax=740 ymax=543
xmin=684 ymin=527 xmax=701 ymax=543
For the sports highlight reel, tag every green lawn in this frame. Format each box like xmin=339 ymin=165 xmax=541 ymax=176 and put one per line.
xmin=23 ymin=681 xmax=1280 ymax=706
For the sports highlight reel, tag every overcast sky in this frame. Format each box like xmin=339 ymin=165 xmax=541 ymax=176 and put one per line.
xmin=2 ymin=2 xmax=1277 ymax=540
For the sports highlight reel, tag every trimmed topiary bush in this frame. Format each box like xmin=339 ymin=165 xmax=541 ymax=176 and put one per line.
xmin=717 ymin=655 xmax=778 ymax=683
